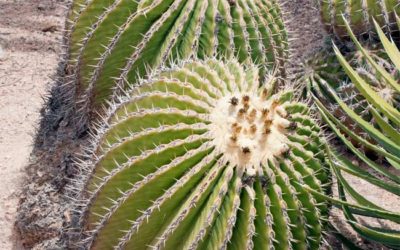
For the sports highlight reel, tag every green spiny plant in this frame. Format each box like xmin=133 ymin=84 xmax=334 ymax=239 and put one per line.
xmin=311 ymin=19 xmax=400 ymax=249
xmin=304 ymin=36 xmax=399 ymax=146
xmin=66 ymin=0 xmax=288 ymax=122
xmin=319 ymin=0 xmax=400 ymax=40
xmin=69 ymin=58 xmax=331 ymax=249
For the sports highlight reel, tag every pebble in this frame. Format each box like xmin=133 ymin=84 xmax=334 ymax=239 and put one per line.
xmin=37 ymin=3 xmax=45 ymax=11
xmin=0 ymin=45 xmax=5 ymax=61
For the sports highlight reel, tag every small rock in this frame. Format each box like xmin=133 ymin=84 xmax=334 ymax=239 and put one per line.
xmin=0 ymin=45 xmax=5 ymax=61
xmin=42 ymin=25 xmax=57 ymax=33
xmin=37 ymin=4 xmax=46 ymax=11
xmin=64 ymin=209 xmax=71 ymax=223
xmin=37 ymin=171 xmax=44 ymax=178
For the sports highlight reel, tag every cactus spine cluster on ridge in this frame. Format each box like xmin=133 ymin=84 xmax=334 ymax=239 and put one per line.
xmin=72 ymin=59 xmax=330 ymax=249
xmin=67 ymin=0 xmax=288 ymax=118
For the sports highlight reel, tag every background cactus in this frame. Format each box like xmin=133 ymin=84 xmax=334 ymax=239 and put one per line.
xmin=311 ymin=20 xmax=400 ymax=249
xmin=319 ymin=0 xmax=400 ymax=40
xmin=71 ymin=59 xmax=331 ymax=249
xmin=66 ymin=0 xmax=288 ymax=120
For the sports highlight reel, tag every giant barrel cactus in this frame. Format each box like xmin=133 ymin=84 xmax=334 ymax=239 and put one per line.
xmin=319 ymin=0 xmax=400 ymax=39
xmin=66 ymin=0 xmax=288 ymax=119
xmin=71 ymin=59 xmax=331 ymax=249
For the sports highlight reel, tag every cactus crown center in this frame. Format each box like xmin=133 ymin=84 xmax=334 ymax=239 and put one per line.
xmin=209 ymin=90 xmax=291 ymax=177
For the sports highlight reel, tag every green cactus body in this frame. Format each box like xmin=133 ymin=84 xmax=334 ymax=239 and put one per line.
xmin=74 ymin=59 xmax=330 ymax=249
xmin=67 ymin=0 xmax=288 ymax=115
xmin=319 ymin=0 xmax=400 ymax=39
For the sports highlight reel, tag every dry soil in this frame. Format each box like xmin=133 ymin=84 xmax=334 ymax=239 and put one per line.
xmin=0 ymin=0 xmax=67 ymax=248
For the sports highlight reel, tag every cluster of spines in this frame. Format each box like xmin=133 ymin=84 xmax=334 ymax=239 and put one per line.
xmin=319 ymin=0 xmax=400 ymax=39
xmin=69 ymin=59 xmax=331 ymax=249
xmin=65 ymin=0 xmax=289 ymax=122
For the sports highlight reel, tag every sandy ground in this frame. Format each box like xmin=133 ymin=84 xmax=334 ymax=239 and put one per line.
xmin=0 ymin=0 xmax=66 ymax=248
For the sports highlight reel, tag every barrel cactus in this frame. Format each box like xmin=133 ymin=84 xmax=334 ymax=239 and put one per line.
xmin=319 ymin=0 xmax=400 ymax=39
xmin=69 ymin=58 xmax=331 ymax=249
xmin=66 ymin=0 xmax=288 ymax=121
xmin=311 ymin=20 xmax=400 ymax=249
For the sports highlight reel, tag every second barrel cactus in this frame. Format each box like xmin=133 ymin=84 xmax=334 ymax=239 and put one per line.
xmin=67 ymin=0 xmax=288 ymax=117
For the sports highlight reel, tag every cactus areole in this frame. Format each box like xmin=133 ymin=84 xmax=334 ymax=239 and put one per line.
xmin=75 ymin=59 xmax=330 ymax=249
